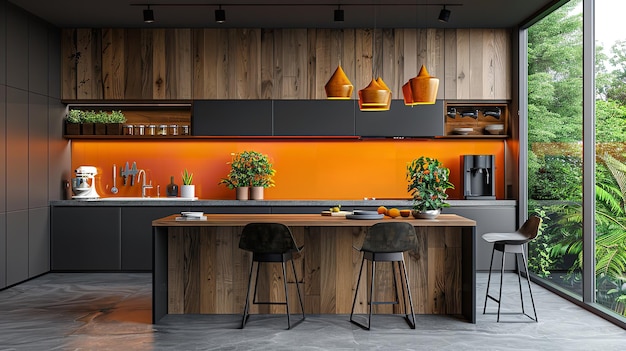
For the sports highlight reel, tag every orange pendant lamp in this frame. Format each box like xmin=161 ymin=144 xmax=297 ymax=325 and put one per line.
xmin=358 ymin=77 xmax=392 ymax=111
xmin=325 ymin=65 xmax=354 ymax=99
xmin=402 ymin=65 xmax=439 ymax=105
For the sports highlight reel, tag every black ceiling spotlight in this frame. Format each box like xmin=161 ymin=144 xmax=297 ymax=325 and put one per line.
xmin=438 ymin=5 xmax=451 ymax=23
xmin=334 ymin=5 xmax=344 ymax=22
xmin=215 ymin=5 xmax=226 ymax=24
xmin=143 ymin=5 xmax=155 ymax=23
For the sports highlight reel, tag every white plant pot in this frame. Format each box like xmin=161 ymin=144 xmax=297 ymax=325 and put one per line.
xmin=180 ymin=185 xmax=195 ymax=198
xmin=250 ymin=186 xmax=264 ymax=200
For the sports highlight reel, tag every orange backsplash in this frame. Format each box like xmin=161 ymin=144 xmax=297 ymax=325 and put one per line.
xmin=71 ymin=139 xmax=506 ymax=200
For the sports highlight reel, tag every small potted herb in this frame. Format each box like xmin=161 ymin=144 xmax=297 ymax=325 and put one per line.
xmin=65 ymin=109 xmax=83 ymax=135
xmin=106 ymin=110 xmax=126 ymax=135
xmin=219 ymin=150 xmax=276 ymax=200
xmin=180 ymin=169 xmax=195 ymax=198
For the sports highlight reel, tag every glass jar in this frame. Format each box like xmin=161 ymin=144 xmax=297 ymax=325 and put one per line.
xmin=181 ymin=125 xmax=190 ymax=135
xmin=123 ymin=124 xmax=133 ymax=135
xmin=158 ymin=124 xmax=168 ymax=136
xmin=147 ymin=125 xmax=156 ymax=136
xmin=135 ymin=124 xmax=145 ymax=136
xmin=169 ymin=124 xmax=178 ymax=136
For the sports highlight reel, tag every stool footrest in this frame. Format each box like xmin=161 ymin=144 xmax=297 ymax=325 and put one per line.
xmin=486 ymin=294 xmax=500 ymax=303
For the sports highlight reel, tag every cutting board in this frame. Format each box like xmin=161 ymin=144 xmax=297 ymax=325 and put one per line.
xmin=321 ymin=210 xmax=352 ymax=217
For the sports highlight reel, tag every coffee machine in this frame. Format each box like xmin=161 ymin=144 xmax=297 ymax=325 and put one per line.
xmin=72 ymin=166 xmax=100 ymax=200
xmin=463 ymin=155 xmax=495 ymax=199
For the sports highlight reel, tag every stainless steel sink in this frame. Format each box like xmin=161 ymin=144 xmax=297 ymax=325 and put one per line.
xmin=99 ymin=197 xmax=198 ymax=201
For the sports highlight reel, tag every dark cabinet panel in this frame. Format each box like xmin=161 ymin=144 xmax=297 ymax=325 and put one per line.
xmin=192 ymin=100 xmax=272 ymax=136
xmin=6 ymin=211 xmax=28 ymax=285
xmin=121 ymin=206 xmax=188 ymax=271
xmin=0 ymin=86 xmax=5 ymax=213
xmin=273 ymin=100 xmax=355 ymax=136
xmin=0 ymin=0 xmax=6 ymax=85
xmin=28 ymin=17 xmax=49 ymax=96
xmin=0 ymin=213 xmax=6 ymax=288
xmin=355 ymin=99 xmax=444 ymax=137
xmin=29 ymin=93 xmax=49 ymax=208
xmin=443 ymin=206 xmax=516 ymax=271
xmin=28 ymin=207 xmax=50 ymax=277
xmin=51 ymin=207 xmax=121 ymax=271
xmin=6 ymin=88 xmax=28 ymax=211
xmin=6 ymin=3 xmax=28 ymax=91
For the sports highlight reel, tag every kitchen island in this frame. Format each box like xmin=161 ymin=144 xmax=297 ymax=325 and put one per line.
xmin=152 ymin=213 xmax=476 ymax=324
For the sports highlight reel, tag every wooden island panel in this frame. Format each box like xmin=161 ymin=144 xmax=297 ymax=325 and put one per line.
xmin=156 ymin=214 xmax=474 ymax=320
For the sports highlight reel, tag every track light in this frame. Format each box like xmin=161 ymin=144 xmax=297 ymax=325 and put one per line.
xmin=215 ymin=5 xmax=226 ymax=23
xmin=334 ymin=6 xmax=344 ymax=22
xmin=438 ymin=5 xmax=451 ymax=23
xmin=143 ymin=6 xmax=155 ymax=23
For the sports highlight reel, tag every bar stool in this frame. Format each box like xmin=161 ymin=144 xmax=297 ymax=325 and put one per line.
xmin=350 ymin=222 xmax=417 ymax=330
xmin=239 ymin=222 xmax=305 ymax=330
xmin=482 ymin=216 xmax=541 ymax=322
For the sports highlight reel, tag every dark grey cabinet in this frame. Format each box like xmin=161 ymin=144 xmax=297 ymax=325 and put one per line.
xmin=28 ymin=208 xmax=50 ymax=277
xmin=6 ymin=211 xmax=29 ymax=285
xmin=273 ymin=100 xmax=355 ymax=136
xmin=443 ymin=206 xmax=517 ymax=271
xmin=355 ymin=99 xmax=444 ymax=137
xmin=121 ymin=206 xmax=188 ymax=271
xmin=192 ymin=100 xmax=273 ymax=136
xmin=0 ymin=213 xmax=5 ymax=289
xmin=51 ymin=207 xmax=121 ymax=271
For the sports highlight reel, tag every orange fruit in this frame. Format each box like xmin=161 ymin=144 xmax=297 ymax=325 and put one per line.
xmin=377 ymin=206 xmax=388 ymax=215
xmin=387 ymin=208 xmax=400 ymax=218
xmin=400 ymin=209 xmax=411 ymax=217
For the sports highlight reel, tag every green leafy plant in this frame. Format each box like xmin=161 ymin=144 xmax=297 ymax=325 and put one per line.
xmin=107 ymin=110 xmax=126 ymax=123
xmin=406 ymin=156 xmax=454 ymax=212
xmin=182 ymin=169 xmax=193 ymax=185
xmin=66 ymin=109 xmax=84 ymax=123
xmin=219 ymin=151 xmax=276 ymax=189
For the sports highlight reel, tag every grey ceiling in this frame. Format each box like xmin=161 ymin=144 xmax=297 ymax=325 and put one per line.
xmin=9 ymin=0 xmax=558 ymax=29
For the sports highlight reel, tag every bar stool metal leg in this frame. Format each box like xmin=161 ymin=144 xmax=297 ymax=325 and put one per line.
xmin=241 ymin=261 xmax=256 ymax=329
xmin=521 ymin=250 xmax=538 ymax=322
xmin=400 ymin=257 xmax=416 ymax=328
xmin=483 ymin=246 xmax=496 ymax=314
xmin=282 ymin=261 xmax=291 ymax=329
xmin=497 ymin=245 xmax=506 ymax=322
xmin=368 ymin=261 xmax=376 ymax=330
xmin=350 ymin=256 xmax=366 ymax=326
xmin=291 ymin=259 xmax=305 ymax=321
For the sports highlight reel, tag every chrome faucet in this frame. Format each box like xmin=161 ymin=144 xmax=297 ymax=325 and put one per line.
xmin=137 ymin=169 xmax=153 ymax=197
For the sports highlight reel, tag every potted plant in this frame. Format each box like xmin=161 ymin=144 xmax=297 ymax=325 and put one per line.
xmin=65 ymin=109 xmax=83 ymax=135
xmin=219 ymin=151 xmax=276 ymax=200
xmin=406 ymin=156 xmax=454 ymax=219
xmin=180 ymin=169 xmax=195 ymax=198
xmin=106 ymin=110 xmax=126 ymax=135
xmin=80 ymin=110 xmax=98 ymax=135
xmin=93 ymin=110 xmax=109 ymax=135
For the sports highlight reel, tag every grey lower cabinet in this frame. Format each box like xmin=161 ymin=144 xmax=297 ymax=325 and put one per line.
xmin=51 ymin=207 xmax=121 ymax=271
xmin=443 ymin=206 xmax=517 ymax=271
xmin=121 ymin=206 xmax=188 ymax=271
xmin=0 ymin=213 xmax=5 ymax=289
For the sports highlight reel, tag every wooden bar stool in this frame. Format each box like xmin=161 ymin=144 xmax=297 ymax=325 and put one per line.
xmin=482 ymin=216 xmax=541 ymax=322
xmin=239 ymin=222 xmax=305 ymax=330
xmin=350 ymin=222 xmax=417 ymax=330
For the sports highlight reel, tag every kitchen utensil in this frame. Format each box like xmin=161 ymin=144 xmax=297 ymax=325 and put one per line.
xmin=111 ymin=164 xmax=118 ymax=194
xmin=321 ymin=210 xmax=351 ymax=216
xmin=453 ymin=127 xmax=473 ymax=135
xmin=71 ymin=166 xmax=100 ymax=199
xmin=129 ymin=162 xmax=138 ymax=186
xmin=121 ymin=161 xmax=130 ymax=185
xmin=461 ymin=110 xmax=478 ymax=119
xmin=483 ymin=107 xmax=501 ymax=118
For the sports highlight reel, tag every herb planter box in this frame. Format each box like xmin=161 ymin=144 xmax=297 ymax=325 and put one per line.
xmin=65 ymin=122 xmax=81 ymax=135
xmin=106 ymin=123 xmax=123 ymax=135
xmin=95 ymin=123 xmax=107 ymax=135
xmin=81 ymin=123 xmax=95 ymax=135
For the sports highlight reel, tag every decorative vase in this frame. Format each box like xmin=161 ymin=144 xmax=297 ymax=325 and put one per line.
xmin=250 ymin=186 xmax=264 ymax=200
xmin=412 ymin=209 xmax=441 ymax=219
xmin=236 ymin=186 xmax=249 ymax=201
xmin=180 ymin=184 xmax=195 ymax=198
xmin=166 ymin=176 xmax=179 ymax=197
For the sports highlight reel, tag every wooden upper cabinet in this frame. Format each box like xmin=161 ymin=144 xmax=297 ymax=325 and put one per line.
xmin=61 ymin=28 xmax=511 ymax=101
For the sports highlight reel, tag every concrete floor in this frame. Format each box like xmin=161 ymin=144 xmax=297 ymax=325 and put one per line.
xmin=0 ymin=272 xmax=624 ymax=350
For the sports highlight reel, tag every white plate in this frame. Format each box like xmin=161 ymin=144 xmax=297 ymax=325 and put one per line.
xmin=352 ymin=210 xmax=380 ymax=216
xmin=181 ymin=211 xmax=204 ymax=218
xmin=453 ymin=128 xmax=473 ymax=135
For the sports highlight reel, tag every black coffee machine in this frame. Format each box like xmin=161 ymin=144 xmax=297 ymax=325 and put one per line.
xmin=463 ymin=155 xmax=495 ymax=199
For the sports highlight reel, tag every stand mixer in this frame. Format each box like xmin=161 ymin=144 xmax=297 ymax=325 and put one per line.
xmin=72 ymin=166 xmax=100 ymax=200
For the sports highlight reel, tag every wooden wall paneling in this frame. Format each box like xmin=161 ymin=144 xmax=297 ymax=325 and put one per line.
xmin=494 ymin=29 xmax=511 ymax=99
xmin=123 ymin=29 xmax=144 ymax=99
xmin=285 ymin=227 xmax=305 ymax=314
xmin=402 ymin=29 xmax=418 ymax=84
xmin=60 ymin=28 xmax=76 ymax=100
xmin=192 ymin=29 xmax=218 ymax=99
xmin=168 ymin=228 xmax=184 ymax=314
xmin=351 ymin=227 xmax=367 ymax=314
xmin=355 ymin=29 xmax=373 ymax=94
xmin=280 ymin=29 xmax=308 ymax=99
xmin=392 ymin=29 xmax=405 ymax=97
xmin=101 ymin=28 xmax=125 ymax=100
xmin=372 ymin=28 xmax=383 ymax=81
xmin=260 ymin=29 xmax=274 ymax=99
xmin=319 ymin=227 xmax=337 ymax=313
xmin=426 ymin=228 xmax=445 ymax=314
xmin=480 ymin=29 xmax=496 ymax=99
xmin=216 ymin=29 xmax=231 ymax=99
xmin=232 ymin=227 xmax=250 ymax=315
xmin=304 ymin=226 xmax=321 ymax=313
xmin=306 ymin=29 xmax=317 ymax=100
xmin=75 ymin=29 xmax=102 ymax=99
xmin=468 ymin=29 xmax=485 ymax=100
xmin=141 ymin=29 xmax=154 ymax=99
xmin=455 ymin=29 xmax=471 ymax=99
xmin=315 ymin=29 xmax=333 ymax=100
xmin=199 ymin=228 xmax=216 ymax=313
xmin=341 ymin=29 xmax=356 ymax=99
xmin=426 ymin=29 xmax=445 ymax=100
xmin=233 ymin=29 xmax=261 ymax=99
xmin=444 ymin=29 xmax=457 ymax=99
xmin=272 ymin=29 xmax=284 ymax=99
xmin=227 ymin=29 xmax=239 ymax=99
xmin=215 ymin=226 xmax=237 ymax=314
xmin=381 ymin=28 xmax=396 ymax=93
xmin=163 ymin=29 xmax=192 ymax=99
